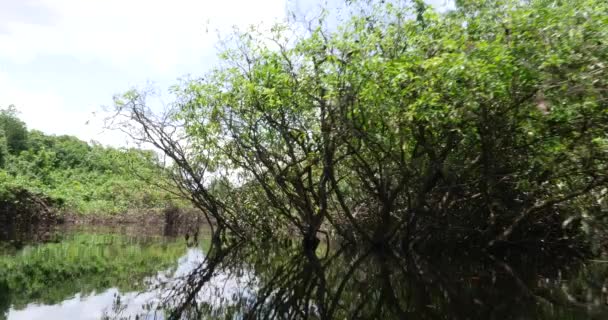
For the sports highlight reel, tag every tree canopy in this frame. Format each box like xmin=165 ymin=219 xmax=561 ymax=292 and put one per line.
xmin=114 ymin=0 xmax=608 ymax=251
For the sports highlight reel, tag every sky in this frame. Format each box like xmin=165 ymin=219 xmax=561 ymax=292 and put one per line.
xmin=0 ymin=0 xmax=289 ymax=146
xmin=0 ymin=0 xmax=452 ymax=147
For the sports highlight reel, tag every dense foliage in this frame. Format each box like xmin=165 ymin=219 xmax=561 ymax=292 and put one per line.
xmin=113 ymin=0 xmax=608 ymax=253
xmin=0 ymin=106 xmax=174 ymax=216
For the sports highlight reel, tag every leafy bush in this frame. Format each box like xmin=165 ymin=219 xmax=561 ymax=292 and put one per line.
xmin=0 ymin=106 xmax=179 ymax=216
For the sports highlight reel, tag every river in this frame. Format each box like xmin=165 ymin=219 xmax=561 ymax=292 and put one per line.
xmin=1 ymin=225 xmax=607 ymax=319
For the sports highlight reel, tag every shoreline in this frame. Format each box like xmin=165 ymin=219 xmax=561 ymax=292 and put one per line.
xmin=61 ymin=209 xmax=167 ymax=226
xmin=59 ymin=207 xmax=209 ymax=228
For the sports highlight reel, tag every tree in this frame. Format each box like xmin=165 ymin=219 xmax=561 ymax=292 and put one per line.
xmin=111 ymin=0 xmax=608 ymax=251
xmin=0 ymin=106 xmax=28 ymax=155
xmin=0 ymin=130 xmax=8 ymax=168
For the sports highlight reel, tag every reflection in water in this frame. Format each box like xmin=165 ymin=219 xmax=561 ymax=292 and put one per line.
xmin=2 ymin=228 xmax=608 ymax=319
xmin=110 ymin=241 xmax=608 ymax=320
xmin=0 ymin=227 xmax=187 ymax=320
xmin=4 ymin=249 xmax=205 ymax=320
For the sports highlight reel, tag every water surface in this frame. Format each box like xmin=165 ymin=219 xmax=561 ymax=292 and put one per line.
xmin=0 ymin=225 xmax=198 ymax=320
xmin=2 ymin=226 xmax=608 ymax=319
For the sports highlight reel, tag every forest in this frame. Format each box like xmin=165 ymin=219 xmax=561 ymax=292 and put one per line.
xmin=1 ymin=0 xmax=608 ymax=319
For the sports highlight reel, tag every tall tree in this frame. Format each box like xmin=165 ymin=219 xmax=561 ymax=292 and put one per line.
xmin=0 ymin=106 xmax=28 ymax=155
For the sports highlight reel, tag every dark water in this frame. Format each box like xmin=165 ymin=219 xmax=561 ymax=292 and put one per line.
xmin=1 ymin=226 xmax=608 ymax=319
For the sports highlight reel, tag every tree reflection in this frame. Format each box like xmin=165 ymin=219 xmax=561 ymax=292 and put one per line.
xmin=104 ymin=238 xmax=608 ymax=320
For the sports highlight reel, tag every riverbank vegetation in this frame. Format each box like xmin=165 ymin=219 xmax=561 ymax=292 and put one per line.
xmin=0 ymin=105 xmax=177 ymax=226
xmin=112 ymin=0 xmax=608 ymax=255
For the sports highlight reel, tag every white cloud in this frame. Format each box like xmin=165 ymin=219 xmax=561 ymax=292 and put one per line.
xmin=0 ymin=71 xmax=112 ymax=143
xmin=0 ymin=0 xmax=287 ymax=146
xmin=0 ymin=0 xmax=287 ymax=73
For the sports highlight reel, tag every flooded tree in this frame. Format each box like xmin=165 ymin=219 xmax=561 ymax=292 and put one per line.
xmin=101 ymin=0 xmax=608 ymax=318
xmin=1 ymin=0 xmax=606 ymax=319
xmin=111 ymin=0 xmax=608 ymax=254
